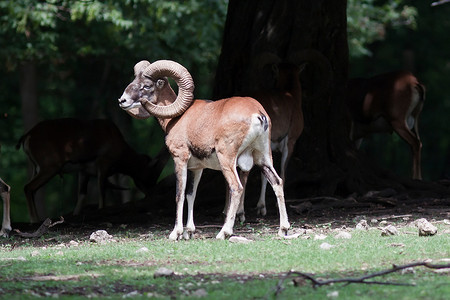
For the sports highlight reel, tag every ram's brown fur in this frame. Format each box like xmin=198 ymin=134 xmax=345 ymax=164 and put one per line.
xmin=119 ymin=60 xmax=290 ymax=240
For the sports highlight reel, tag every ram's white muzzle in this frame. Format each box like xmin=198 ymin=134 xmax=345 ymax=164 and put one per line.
xmin=118 ymin=92 xmax=137 ymax=110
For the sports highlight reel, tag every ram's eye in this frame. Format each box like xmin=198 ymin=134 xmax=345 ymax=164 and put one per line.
xmin=143 ymin=85 xmax=151 ymax=90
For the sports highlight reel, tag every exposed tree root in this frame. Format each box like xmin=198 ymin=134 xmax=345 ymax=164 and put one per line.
xmin=13 ymin=216 xmax=64 ymax=238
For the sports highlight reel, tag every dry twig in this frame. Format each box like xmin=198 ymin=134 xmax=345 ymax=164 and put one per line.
xmin=274 ymin=261 xmax=450 ymax=296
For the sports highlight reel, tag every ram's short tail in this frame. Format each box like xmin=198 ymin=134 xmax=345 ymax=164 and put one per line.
xmin=258 ymin=111 xmax=269 ymax=131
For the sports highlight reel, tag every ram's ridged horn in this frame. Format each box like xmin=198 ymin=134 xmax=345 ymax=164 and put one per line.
xmin=141 ymin=60 xmax=195 ymax=118
xmin=134 ymin=60 xmax=151 ymax=76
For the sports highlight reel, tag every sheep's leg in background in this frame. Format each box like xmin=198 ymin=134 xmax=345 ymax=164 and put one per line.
xmin=0 ymin=178 xmax=12 ymax=237
xmin=391 ymin=120 xmax=422 ymax=180
xmin=236 ymin=170 xmax=249 ymax=223
xmin=96 ymin=159 xmax=112 ymax=210
xmin=183 ymin=169 xmax=203 ymax=239
xmin=73 ymin=171 xmax=90 ymax=215
xmin=24 ymin=168 xmax=58 ymax=223
xmin=257 ymin=177 xmax=268 ymax=216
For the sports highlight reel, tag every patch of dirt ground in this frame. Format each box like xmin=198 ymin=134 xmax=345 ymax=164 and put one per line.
xmin=3 ymin=190 xmax=449 ymax=246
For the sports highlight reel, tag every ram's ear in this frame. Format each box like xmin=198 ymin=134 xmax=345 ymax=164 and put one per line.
xmin=156 ymin=79 xmax=166 ymax=89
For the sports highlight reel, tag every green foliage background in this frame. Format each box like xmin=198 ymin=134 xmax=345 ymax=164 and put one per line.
xmin=0 ymin=0 xmax=449 ymax=222
xmin=0 ymin=0 xmax=228 ymax=221
xmin=350 ymin=1 xmax=450 ymax=180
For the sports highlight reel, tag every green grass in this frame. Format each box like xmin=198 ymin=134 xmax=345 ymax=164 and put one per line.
xmin=0 ymin=221 xmax=449 ymax=299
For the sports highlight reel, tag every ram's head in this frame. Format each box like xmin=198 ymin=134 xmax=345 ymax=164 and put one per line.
xmin=118 ymin=60 xmax=195 ymax=119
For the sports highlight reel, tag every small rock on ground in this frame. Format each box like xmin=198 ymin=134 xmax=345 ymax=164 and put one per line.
xmin=320 ymin=242 xmax=334 ymax=250
xmin=154 ymin=267 xmax=175 ymax=278
xmin=415 ymin=218 xmax=438 ymax=236
xmin=89 ymin=230 xmax=114 ymax=244
xmin=229 ymin=236 xmax=253 ymax=244
xmin=335 ymin=231 xmax=352 ymax=239
xmin=381 ymin=225 xmax=398 ymax=236
xmin=356 ymin=220 xmax=369 ymax=230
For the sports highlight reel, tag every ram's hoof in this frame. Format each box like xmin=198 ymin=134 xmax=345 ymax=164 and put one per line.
xmin=216 ymin=229 xmax=232 ymax=240
xmin=182 ymin=230 xmax=195 ymax=240
xmin=237 ymin=212 xmax=246 ymax=224
xmin=278 ymin=227 xmax=289 ymax=237
xmin=256 ymin=206 xmax=267 ymax=217
xmin=169 ymin=229 xmax=182 ymax=241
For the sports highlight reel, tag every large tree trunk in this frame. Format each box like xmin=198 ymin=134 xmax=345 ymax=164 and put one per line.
xmin=20 ymin=61 xmax=46 ymax=221
xmin=213 ymin=0 xmax=397 ymax=198
xmin=20 ymin=62 xmax=39 ymax=131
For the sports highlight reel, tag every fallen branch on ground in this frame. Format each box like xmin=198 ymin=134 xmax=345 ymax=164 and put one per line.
xmin=274 ymin=261 xmax=450 ymax=296
xmin=13 ymin=216 xmax=64 ymax=238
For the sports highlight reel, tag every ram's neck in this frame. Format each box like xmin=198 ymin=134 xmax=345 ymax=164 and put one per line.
xmin=156 ymin=116 xmax=175 ymax=134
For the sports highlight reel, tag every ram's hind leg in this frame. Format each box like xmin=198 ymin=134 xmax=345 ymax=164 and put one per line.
xmin=216 ymin=162 xmax=243 ymax=240
xmin=223 ymin=170 xmax=247 ymax=224
xmin=261 ymin=164 xmax=290 ymax=236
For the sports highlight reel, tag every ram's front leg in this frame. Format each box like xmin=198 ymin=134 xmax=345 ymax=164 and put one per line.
xmin=183 ymin=169 xmax=203 ymax=239
xmin=169 ymin=158 xmax=188 ymax=241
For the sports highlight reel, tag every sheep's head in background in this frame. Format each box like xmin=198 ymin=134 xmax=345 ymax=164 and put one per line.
xmin=118 ymin=60 xmax=195 ymax=119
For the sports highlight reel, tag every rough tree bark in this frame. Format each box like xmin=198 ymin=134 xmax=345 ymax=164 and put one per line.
xmin=20 ymin=62 xmax=39 ymax=132
xmin=213 ymin=0 xmax=406 ymax=198
xmin=20 ymin=61 xmax=46 ymax=220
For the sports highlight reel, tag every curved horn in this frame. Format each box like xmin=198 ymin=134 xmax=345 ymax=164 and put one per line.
xmin=250 ymin=52 xmax=282 ymax=90
xmin=287 ymin=49 xmax=333 ymax=99
xmin=141 ymin=60 xmax=195 ymax=118
xmin=253 ymin=52 xmax=281 ymax=71
xmin=134 ymin=60 xmax=151 ymax=76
